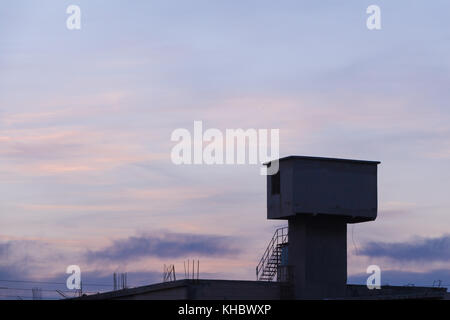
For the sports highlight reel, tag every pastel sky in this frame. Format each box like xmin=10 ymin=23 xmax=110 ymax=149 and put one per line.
xmin=1 ymin=1 xmax=450 ymax=299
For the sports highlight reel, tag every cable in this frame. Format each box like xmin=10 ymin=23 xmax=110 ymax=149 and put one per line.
xmin=0 ymin=287 xmax=101 ymax=294
xmin=0 ymin=294 xmax=60 ymax=300
xmin=351 ymin=224 xmax=359 ymax=255
xmin=0 ymin=279 xmax=113 ymax=287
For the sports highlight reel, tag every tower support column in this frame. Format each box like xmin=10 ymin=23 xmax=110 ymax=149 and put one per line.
xmin=288 ymin=215 xmax=347 ymax=299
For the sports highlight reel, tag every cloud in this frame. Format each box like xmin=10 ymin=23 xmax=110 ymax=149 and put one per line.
xmin=86 ymin=232 xmax=240 ymax=262
xmin=0 ymin=240 xmax=48 ymax=265
xmin=0 ymin=242 xmax=11 ymax=257
xmin=0 ymin=265 xmax=23 ymax=280
xmin=0 ymin=239 xmax=72 ymax=277
xmin=358 ymin=234 xmax=450 ymax=262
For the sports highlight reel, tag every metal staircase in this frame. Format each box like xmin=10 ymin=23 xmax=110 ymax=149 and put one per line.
xmin=256 ymin=226 xmax=288 ymax=281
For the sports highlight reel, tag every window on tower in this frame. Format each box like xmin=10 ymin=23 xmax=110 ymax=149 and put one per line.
xmin=271 ymin=171 xmax=280 ymax=195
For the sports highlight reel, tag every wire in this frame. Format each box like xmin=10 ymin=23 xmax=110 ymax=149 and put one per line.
xmin=0 ymin=287 xmax=101 ymax=294
xmin=351 ymin=225 xmax=359 ymax=255
xmin=0 ymin=279 xmax=113 ymax=287
xmin=0 ymin=294 xmax=60 ymax=300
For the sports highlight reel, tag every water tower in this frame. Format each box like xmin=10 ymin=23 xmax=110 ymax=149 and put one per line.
xmin=263 ymin=156 xmax=380 ymax=299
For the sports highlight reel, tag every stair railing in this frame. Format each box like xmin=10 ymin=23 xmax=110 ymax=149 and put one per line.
xmin=256 ymin=226 xmax=288 ymax=281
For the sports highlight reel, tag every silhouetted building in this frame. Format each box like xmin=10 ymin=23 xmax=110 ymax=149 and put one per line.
xmin=74 ymin=280 xmax=448 ymax=300
xmin=73 ymin=156 xmax=449 ymax=300
xmin=264 ymin=156 xmax=379 ymax=299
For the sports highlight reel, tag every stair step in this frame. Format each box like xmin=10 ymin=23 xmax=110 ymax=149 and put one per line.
xmin=256 ymin=226 xmax=288 ymax=281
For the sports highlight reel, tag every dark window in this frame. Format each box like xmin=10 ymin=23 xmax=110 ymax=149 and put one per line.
xmin=271 ymin=171 xmax=280 ymax=195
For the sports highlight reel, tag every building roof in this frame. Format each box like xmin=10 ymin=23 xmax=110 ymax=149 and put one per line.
xmin=264 ymin=155 xmax=381 ymax=166
xmin=71 ymin=280 xmax=447 ymax=300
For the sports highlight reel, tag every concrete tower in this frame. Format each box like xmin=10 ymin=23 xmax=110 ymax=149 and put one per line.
xmin=265 ymin=156 xmax=380 ymax=299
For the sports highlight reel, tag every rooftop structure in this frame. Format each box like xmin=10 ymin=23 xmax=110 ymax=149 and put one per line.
xmin=263 ymin=156 xmax=380 ymax=298
xmin=73 ymin=280 xmax=448 ymax=300
xmin=72 ymin=155 xmax=448 ymax=300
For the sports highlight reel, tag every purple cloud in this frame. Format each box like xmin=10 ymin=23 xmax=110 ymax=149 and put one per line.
xmin=86 ymin=232 xmax=239 ymax=262
xmin=359 ymin=235 xmax=450 ymax=262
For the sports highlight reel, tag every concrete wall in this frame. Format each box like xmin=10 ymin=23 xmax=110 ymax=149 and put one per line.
xmin=74 ymin=280 xmax=286 ymax=300
xmin=73 ymin=280 xmax=447 ymax=300
xmin=116 ymin=286 xmax=188 ymax=300
xmin=187 ymin=280 xmax=284 ymax=300
xmin=288 ymin=215 xmax=347 ymax=299
xmin=345 ymin=285 xmax=448 ymax=300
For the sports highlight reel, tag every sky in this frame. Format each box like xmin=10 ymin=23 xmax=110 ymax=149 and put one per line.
xmin=0 ymin=0 xmax=450 ymax=299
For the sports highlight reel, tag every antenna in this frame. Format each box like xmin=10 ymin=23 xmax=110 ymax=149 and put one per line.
xmin=32 ymin=287 xmax=42 ymax=300
xmin=113 ymin=272 xmax=127 ymax=290
xmin=433 ymin=280 xmax=442 ymax=288
xmin=183 ymin=260 xmax=200 ymax=280
xmin=163 ymin=264 xmax=176 ymax=282
xmin=79 ymin=280 xmax=83 ymax=297
xmin=55 ymin=289 xmax=68 ymax=299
